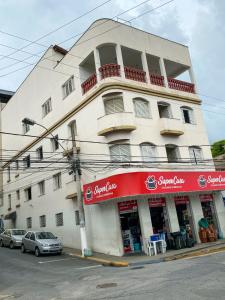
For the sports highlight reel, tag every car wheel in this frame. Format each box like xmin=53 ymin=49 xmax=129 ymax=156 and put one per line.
xmin=58 ymin=251 xmax=62 ymax=255
xmin=0 ymin=240 xmax=3 ymax=247
xmin=21 ymin=244 xmax=26 ymax=253
xmin=35 ymin=247 xmax=40 ymax=257
xmin=9 ymin=242 xmax=14 ymax=249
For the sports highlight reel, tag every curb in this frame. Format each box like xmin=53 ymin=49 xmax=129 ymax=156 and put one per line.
xmin=68 ymin=252 xmax=129 ymax=267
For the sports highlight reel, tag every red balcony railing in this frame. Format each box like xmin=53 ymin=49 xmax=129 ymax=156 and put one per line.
xmin=124 ymin=66 xmax=146 ymax=83
xmin=81 ymin=73 xmax=97 ymax=94
xmin=99 ymin=64 xmax=121 ymax=79
xmin=150 ymin=74 xmax=164 ymax=86
xmin=168 ymin=78 xmax=195 ymax=93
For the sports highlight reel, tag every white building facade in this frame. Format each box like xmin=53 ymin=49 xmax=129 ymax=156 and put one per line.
xmin=1 ymin=19 xmax=225 ymax=256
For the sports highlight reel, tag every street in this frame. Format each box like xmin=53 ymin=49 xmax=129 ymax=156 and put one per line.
xmin=1 ymin=247 xmax=225 ymax=299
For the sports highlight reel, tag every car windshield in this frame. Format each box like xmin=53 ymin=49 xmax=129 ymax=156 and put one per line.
xmin=12 ymin=230 xmax=26 ymax=235
xmin=36 ymin=232 xmax=56 ymax=240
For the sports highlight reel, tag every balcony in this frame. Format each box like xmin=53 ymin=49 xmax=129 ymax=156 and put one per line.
xmin=124 ymin=66 xmax=146 ymax=83
xmin=99 ymin=64 xmax=121 ymax=79
xmin=168 ymin=78 xmax=195 ymax=93
xmin=81 ymin=73 xmax=97 ymax=94
xmin=97 ymin=112 xmax=136 ymax=136
xmin=65 ymin=181 xmax=77 ymax=200
xmin=150 ymin=74 xmax=164 ymax=87
xmin=159 ymin=118 xmax=184 ymax=136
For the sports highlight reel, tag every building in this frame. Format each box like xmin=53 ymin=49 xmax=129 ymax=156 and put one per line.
xmin=0 ymin=19 xmax=225 ymax=256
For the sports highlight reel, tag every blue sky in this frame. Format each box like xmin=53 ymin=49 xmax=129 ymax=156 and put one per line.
xmin=0 ymin=0 xmax=224 ymax=143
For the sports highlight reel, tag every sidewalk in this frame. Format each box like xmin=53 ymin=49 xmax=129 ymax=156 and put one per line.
xmin=64 ymin=239 xmax=225 ymax=267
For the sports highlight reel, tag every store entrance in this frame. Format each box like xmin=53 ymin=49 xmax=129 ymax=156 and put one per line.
xmin=200 ymin=194 xmax=218 ymax=230
xmin=149 ymin=198 xmax=167 ymax=234
xmin=175 ymin=196 xmax=195 ymax=239
xmin=118 ymin=200 xmax=142 ymax=254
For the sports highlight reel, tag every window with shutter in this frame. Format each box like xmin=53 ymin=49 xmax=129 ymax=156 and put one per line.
xmin=104 ymin=96 xmax=124 ymax=114
xmin=39 ymin=215 xmax=46 ymax=227
xmin=109 ymin=144 xmax=131 ymax=162
xmin=56 ymin=213 xmax=63 ymax=226
xmin=140 ymin=143 xmax=157 ymax=162
xmin=134 ymin=99 xmax=150 ymax=118
xmin=181 ymin=106 xmax=194 ymax=124
xmin=189 ymin=146 xmax=203 ymax=163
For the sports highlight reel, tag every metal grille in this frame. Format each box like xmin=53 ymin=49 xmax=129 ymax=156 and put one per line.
xmin=140 ymin=143 xmax=157 ymax=162
xmin=56 ymin=212 xmax=63 ymax=226
xmin=110 ymin=144 xmax=131 ymax=162
xmin=134 ymin=99 xmax=150 ymax=118
xmin=75 ymin=210 xmax=80 ymax=226
xmin=104 ymin=97 xmax=124 ymax=114
xmin=39 ymin=215 xmax=46 ymax=227
xmin=26 ymin=217 xmax=32 ymax=229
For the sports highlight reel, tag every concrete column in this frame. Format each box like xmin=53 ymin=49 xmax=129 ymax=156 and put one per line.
xmin=213 ymin=191 xmax=225 ymax=238
xmin=166 ymin=196 xmax=179 ymax=232
xmin=189 ymin=194 xmax=204 ymax=243
xmin=116 ymin=44 xmax=125 ymax=79
xmin=137 ymin=199 xmax=153 ymax=254
xmin=188 ymin=67 xmax=198 ymax=93
xmin=93 ymin=48 xmax=101 ymax=82
xmin=141 ymin=52 xmax=150 ymax=83
xmin=159 ymin=57 xmax=169 ymax=88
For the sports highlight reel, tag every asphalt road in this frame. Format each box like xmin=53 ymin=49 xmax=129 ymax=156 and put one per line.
xmin=1 ymin=246 xmax=225 ymax=299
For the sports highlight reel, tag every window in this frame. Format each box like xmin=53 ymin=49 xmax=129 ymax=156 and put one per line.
xmin=181 ymin=106 xmax=194 ymax=124
xmin=8 ymin=194 xmax=11 ymax=209
xmin=75 ymin=210 xmax=80 ymax=226
xmin=109 ymin=143 xmax=131 ymax=162
xmin=36 ymin=146 xmax=43 ymax=160
xmin=24 ymin=187 xmax=32 ymax=201
xmin=26 ymin=217 xmax=32 ymax=229
xmin=15 ymin=160 xmax=19 ymax=171
xmin=189 ymin=146 xmax=203 ymax=164
xmin=16 ymin=190 xmax=20 ymax=201
xmin=165 ymin=144 xmax=180 ymax=162
xmin=30 ymin=232 xmax=35 ymax=241
xmin=42 ymin=98 xmax=52 ymax=118
xmin=38 ymin=181 xmax=45 ymax=196
xmin=140 ymin=143 xmax=157 ymax=162
xmin=39 ymin=215 xmax=46 ymax=227
xmin=7 ymin=166 xmax=11 ymax=182
xmin=23 ymin=122 xmax=30 ymax=134
xmin=23 ymin=155 xmax=31 ymax=168
xmin=68 ymin=120 xmax=77 ymax=147
xmin=62 ymin=76 xmax=74 ymax=98
xmin=104 ymin=94 xmax=124 ymax=114
xmin=158 ymin=102 xmax=171 ymax=118
xmin=51 ymin=135 xmax=59 ymax=151
xmin=133 ymin=98 xmax=151 ymax=118
xmin=53 ymin=173 xmax=62 ymax=190
xmin=56 ymin=212 xmax=63 ymax=226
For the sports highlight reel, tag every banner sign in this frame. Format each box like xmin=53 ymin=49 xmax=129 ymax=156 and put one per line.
xmin=199 ymin=194 xmax=213 ymax=202
xmin=149 ymin=197 xmax=166 ymax=207
xmin=84 ymin=171 xmax=225 ymax=205
xmin=174 ymin=195 xmax=189 ymax=205
xmin=118 ymin=200 xmax=137 ymax=213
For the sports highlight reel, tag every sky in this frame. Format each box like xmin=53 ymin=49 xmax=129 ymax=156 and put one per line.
xmin=0 ymin=0 xmax=224 ymax=143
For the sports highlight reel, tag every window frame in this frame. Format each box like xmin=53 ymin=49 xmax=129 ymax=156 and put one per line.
xmin=51 ymin=135 xmax=59 ymax=151
xmin=55 ymin=212 xmax=64 ymax=227
xmin=158 ymin=102 xmax=172 ymax=119
xmin=165 ymin=144 xmax=180 ymax=163
xmin=16 ymin=190 xmax=20 ymax=201
xmin=36 ymin=146 xmax=43 ymax=160
xmin=38 ymin=180 xmax=45 ymax=196
xmin=26 ymin=217 xmax=32 ymax=229
xmin=109 ymin=142 xmax=131 ymax=162
xmin=181 ymin=106 xmax=195 ymax=124
xmin=53 ymin=173 xmax=62 ymax=190
xmin=42 ymin=98 xmax=52 ymax=118
xmin=39 ymin=215 xmax=46 ymax=228
xmin=23 ymin=122 xmax=30 ymax=134
xmin=140 ymin=142 xmax=157 ymax=163
xmin=24 ymin=187 xmax=32 ymax=201
xmin=62 ymin=76 xmax=75 ymax=99
xmin=23 ymin=155 xmax=31 ymax=169
xmin=189 ymin=146 xmax=203 ymax=164
xmin=104 ymin=94 xmax=124 ymax=115
xmin=133 ymin=98 xmax=151 ymax=119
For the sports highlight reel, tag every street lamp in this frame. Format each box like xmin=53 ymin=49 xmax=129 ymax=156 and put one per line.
xmin=22 ymin=118 xmax=90 ymax=256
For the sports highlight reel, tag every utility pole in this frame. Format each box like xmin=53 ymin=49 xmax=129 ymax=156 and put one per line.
xmin=22 ymin=118 xmax=90 ymax=256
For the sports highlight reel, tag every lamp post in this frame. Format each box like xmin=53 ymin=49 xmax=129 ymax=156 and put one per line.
xmin=22 ymin=118 xmax=90 ymax=256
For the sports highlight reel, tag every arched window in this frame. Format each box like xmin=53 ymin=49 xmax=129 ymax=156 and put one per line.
xmin=181 ymin=106 xmax=194 ymax=124
xmin=140 ymin=143 xmax=157 ymax=162
xmin=189 ymin=146 xmax=203 ymax=163
xmin=158 ymin=101 xmax=172 ymax=118
xmin=109 ymin=141 xmax=131 ymax=162
xmin=133 ymin=98 xmax=151 ymax=118
xmin=103 ymin=92 xmax=124 ymax=115
xmin=165 ymin=144 xmax=180 ymax=162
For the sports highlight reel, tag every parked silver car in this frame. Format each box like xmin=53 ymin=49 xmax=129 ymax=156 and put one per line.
xmin=21 ymin=231 xmax=63 ymax=257
xmin=0 ymin=229 xmax=26 ymax=249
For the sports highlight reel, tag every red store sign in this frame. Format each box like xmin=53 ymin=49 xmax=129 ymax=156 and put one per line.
xmin=84 ymin=171 xmax=225 ymax=205
xmin=118 ymin=200 xmax=137 ymax=213
xmin=174 ymin=195 xmax=189 ymax=205
xmin=199 ymin=194 xmax=213 ymax=202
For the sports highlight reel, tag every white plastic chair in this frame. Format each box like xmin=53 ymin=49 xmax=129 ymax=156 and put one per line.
xmin=146 ymin=239 xmax=155 ymax=256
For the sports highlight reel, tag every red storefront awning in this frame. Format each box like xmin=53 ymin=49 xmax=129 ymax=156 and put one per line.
xmin=83 ymin=171 xmax=225 ymax=205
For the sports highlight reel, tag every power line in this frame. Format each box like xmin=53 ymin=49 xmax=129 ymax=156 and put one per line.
xmin=0 ymin=0 xmax=113 ymax=63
